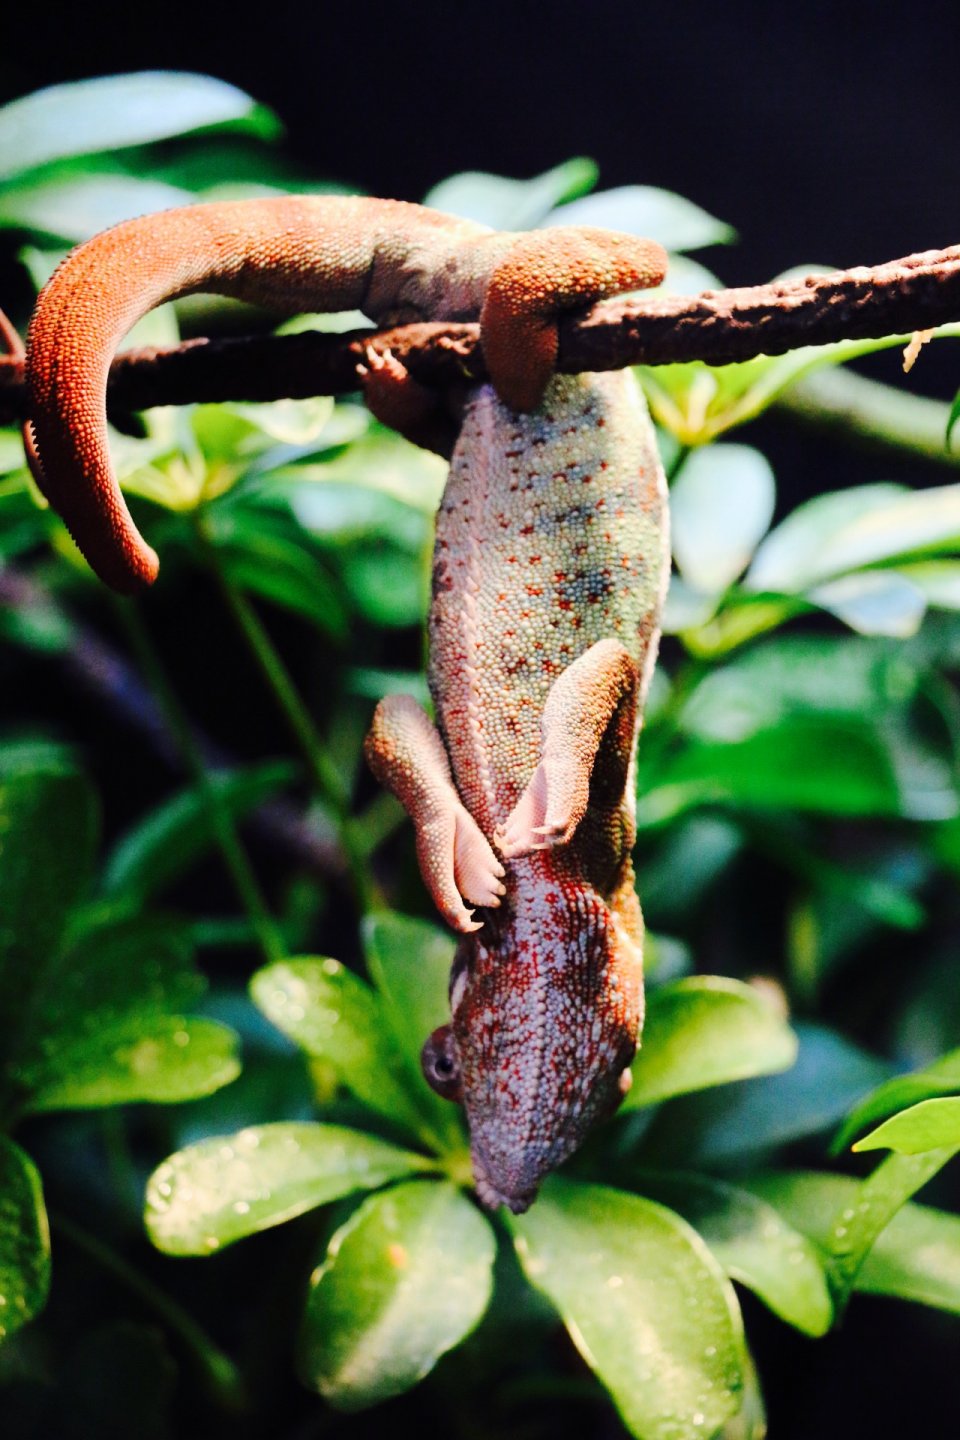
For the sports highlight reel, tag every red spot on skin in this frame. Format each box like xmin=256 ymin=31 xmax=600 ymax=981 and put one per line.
xmin=558 ymin=598 xmax=573 ymax=611
xmin=525 ymin=585 xmax=543 ymax=596
xmin=554 ymin=571 xmax=567 ymax=581
xmin=582 ymin=475 xmax=592 ymax=484
xmin=600 ymin=459 xmax=609 ymax=468
xmin=507 ymin=555 xmax=518 ymax=564
xmin=529 ymin=554 xmax=541 ymax=564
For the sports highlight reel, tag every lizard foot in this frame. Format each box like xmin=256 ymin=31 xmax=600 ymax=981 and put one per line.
xmin=495 ymin=757 xmax=578 ymax=859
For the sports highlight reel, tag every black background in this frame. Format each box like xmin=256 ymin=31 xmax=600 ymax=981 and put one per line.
xmin=2 ymin=4 xmax=959 ymax=1434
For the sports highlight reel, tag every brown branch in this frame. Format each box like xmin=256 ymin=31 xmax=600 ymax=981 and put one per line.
xmin=1 ymin=243 xmax=959 ymax=424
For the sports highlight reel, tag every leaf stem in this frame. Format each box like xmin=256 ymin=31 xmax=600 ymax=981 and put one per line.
xmin=194 ymin=511 xmax=376 ymax=915
xmin=50 ymin=1209 xmax=247 ymax=1413
xmin=113 ymin=597 xmax=284 ymax=965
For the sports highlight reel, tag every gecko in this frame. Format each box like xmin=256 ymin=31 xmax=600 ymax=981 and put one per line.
xmin=23 ymin=195 xmax=670 ymax=1211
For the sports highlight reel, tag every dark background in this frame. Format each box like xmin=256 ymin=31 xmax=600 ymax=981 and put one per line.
xmin=1 ymin=5 xmax=958 ymax=1434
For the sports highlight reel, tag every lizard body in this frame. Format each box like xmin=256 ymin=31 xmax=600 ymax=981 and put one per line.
xmin=23 ymin=196 xmax=669 ymax=1209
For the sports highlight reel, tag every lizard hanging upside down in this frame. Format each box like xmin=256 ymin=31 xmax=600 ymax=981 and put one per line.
xmin=24 ymin=196 xmax=670 ymax=1211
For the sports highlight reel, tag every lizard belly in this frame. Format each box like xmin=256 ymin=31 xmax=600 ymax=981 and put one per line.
xmin=428 ymin=370 xmax=667 ymax=843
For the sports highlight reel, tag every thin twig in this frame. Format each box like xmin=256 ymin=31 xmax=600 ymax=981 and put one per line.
xmin=1 ymin=243 xmax=960 ymax=423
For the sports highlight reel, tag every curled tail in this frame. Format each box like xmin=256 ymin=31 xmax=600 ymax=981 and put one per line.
xmin=24 ymin=195 xmax=466 ymax=592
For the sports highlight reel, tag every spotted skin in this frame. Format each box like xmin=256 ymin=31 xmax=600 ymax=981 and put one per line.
xmin=368 ymin=370 xmax=669 ymax=1210
xmin=23 ymin=196 xmax=669 ymax=1210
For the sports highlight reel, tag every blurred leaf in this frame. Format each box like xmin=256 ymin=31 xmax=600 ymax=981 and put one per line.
xmin=808 ymin=570 xmax=927 ymax=637
xmin=146 ymin=1122 xmax=431 ymax=1255
xmin=546 ymin=185 xmax=735 ymax=251
xmin=102 ymin=761 xmax=297 ymax=902
xmin=300 ymin=1180 xmax=495 ymax=1408
xmin=670 ymin=445 xmax=775 ymax=593
xmin=0 ymin=1138 xmax=50 ymax=1342
xmin=636 ymin=716 xmax=902 ymax=826
xmin=0 ymin=175 xmax=197 ymax=242
xmin=622 ymin=977 xmax=797 ymax=1110
xmin=425 ymin=158 xmax=598 ymax=230
xmin=0 ymin=764 xmax=96 ymax=1041
xmin=853 ymin=1097 xmax=960 ymax=1154
xmin=748 ymin=483 xmax=960 ymax=594
xmin=835 ymin=1047 xmax=960 ymax=1152
xmin=362 ymin=914 xmax=463 ymax=1152
xmin=251 ymin=958 xmax=424 ymax=1132
xmin=897 ymin=559 xmax=960 ymax=610
xmin=213 ymin=518 xmax=349 ymax=636
xmin=0 ymin=72 xmax=279 ymax=181
xmin=749 ymin=1170 xmax=960 ymax=1315
xmin=678 ymin=636 xmax=918 ymax=744
xmin=510 ymin=1178 xmax=744 ymax=1440
xmin=639 ymin=815 xmax=744 ymax=925
xmin=339 ymin=544 xmax=428 ymax=628
xmin=639 ymin=1172 xmax=832 ymax=1336
xmin=24 ymin=1016 xmax=240 ymax=1113
xmin=646 ymin=1024 xmax=890 ymax=1165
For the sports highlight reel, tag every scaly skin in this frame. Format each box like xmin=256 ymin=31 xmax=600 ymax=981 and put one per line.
xmin=23 ymin=195 xmax=669 ymax=1209
xmin=368 ymin=371 xmax=668 ymax=1210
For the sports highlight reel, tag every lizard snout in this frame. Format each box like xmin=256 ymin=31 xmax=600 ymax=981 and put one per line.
xmin=470 ymin=1142 xmax=539 ymax=1214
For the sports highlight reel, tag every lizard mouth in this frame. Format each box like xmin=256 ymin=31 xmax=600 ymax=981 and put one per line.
xmin=470 ymin=1144 xmax=538 ymax=1214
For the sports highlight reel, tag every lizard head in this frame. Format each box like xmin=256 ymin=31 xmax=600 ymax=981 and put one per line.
xmin=420 ymin=892 xmax=642 ymax=1212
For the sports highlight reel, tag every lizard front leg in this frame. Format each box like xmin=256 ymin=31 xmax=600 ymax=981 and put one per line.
xmin=365 ymin=694 xmax=506 ymax=933
xmin=496 ymin=638 xmax=638 ymax=859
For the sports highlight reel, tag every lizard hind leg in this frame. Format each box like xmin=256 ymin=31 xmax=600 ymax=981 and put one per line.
xmin=364 ymin=694 xmax=506 ymax=933
xmin=496 ymin=638 xmax=638 ymax=860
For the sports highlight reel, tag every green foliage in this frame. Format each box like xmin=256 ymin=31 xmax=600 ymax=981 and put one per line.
xmin=3 ymin=67 xmax=960 ymax=1440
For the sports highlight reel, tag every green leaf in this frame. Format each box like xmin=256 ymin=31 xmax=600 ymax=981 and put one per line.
xmin=785 ymin=1150 xmax=957 ymax=1311
xmin=678 ymin=635 xmax=917 ymax=744
xmin=622 ymin=977 xmax=797 ymax=1110
xmin=636 ymin=716 xmax=902 ymax=826
xmin=362 ymin=913 xmax=463 ymax=1152
xmin=425 ymin=158 xmax=598 ymax=230
xmin=210 ymin=518 xmax=349 ymax=636
xmin=103 ymin=762 xmax=296 ymax=902
xmin=546 ymin=185 xmax=735 ymax=251
xmin=853 ymin=1097 xmax=960 ymax=1154
xmin=947 ymin=391 xmax=960 ymax=450
xmin=808 ymin=570 xmax=927 ymax=637
xmin=747 ymin=483 xmax=960 ymax=594
xmin=300 ymin=1179 xmax=494 ymax=1408
xmin=0 ymin=174 xmax=197 ymax=242
xmin=0 ymin=1138 xmax=50 ymax=1342
xmin=251 ymin=957 xmax=424 ymax=1131
xmin=669 ymin=445 xmax=775 ymax=594
xmin=834 ymin=1047 xmax=960 ymax=1152
xmin=0 ymin=763 xmax=97 ymax=1041
xmin=24 ymin=1016 xmax=240 ymax=1113
xmin=639 ymin=1172 xmax=832 ymax=1336
xmin=0 ymin=72 xmax=279 ymax=181
xmin=510 ymin=1178 xmax=744 ymax=1440
xmin=749 ymin=1170 xmax=960 ymax=1315
xmin=146 ymin=1122 xmax=431 ymax=1255
xmin=646 ymin=1024 xmax=890 ymax=1165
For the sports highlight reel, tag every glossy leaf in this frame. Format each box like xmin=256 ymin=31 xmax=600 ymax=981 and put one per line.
xmin=425 ymin=158 xmax=598 ymax=230
xmin=670 ymin=445 xmax=775 ymax=594
xmin=0 ymin=1138 xmax=50 ymax=1342
xmin=640 ymin=1172 xmax=832 ymax=1336
xmin=622 ymin=977 xmax=797 ymax=1110
xmin=545 ymin=185 xmax=735 ymax=250
xmin=510 ymin=1179 xmax=744 ymax=1440
xmin=146 ymin=1123 xmax=431 ymax=1255
xmin=251 ymin=958 xmax=423 ymax=1131
xmin=834 ymin=1046 xmax=960 ymax=1152
xmin=749 ymin=1171 xmax=960 ymax=1315
xmin=853 ymin=1097 xmax=960 ymax=1154
xmin=0 ymin=72 xmax=279 ymax=181
xmin=300 ymin=1180 xmax=495 ymax=1407
xmin=362 ymin=913 xmax=463 ymax=1150
xmin=103 ymin=761 xmax=297 ymax=901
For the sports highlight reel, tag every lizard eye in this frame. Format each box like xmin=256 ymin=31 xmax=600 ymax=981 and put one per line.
xmin=421 ymin=1025 xmax=462 ymax=1102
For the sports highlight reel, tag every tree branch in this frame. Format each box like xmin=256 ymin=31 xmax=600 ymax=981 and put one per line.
xmin=1 ymin=243 xmax=959 ymax=424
